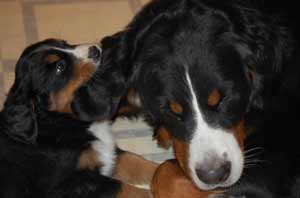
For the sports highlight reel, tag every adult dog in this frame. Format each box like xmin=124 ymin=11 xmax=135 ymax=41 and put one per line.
xmin=0 ymin=39 xmax=157 ymax=198
xmin=107 ymin=0 xmax=300 ymax=197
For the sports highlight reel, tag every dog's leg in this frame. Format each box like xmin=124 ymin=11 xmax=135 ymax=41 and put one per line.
xmin=113 ymin=150 xmax=159 ymax=186
xmin=52 ymin=169 xmax=152 ymax=198
xmin=151 ymin=159 xmax=223 ymax=198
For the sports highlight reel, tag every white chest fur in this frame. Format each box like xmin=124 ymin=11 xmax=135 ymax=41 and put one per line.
xmin=88 ymin=121 xmax=116 ymax=176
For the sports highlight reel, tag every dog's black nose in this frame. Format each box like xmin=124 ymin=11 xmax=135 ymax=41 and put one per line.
xmin=88 ymin=46 xmax=101 ymax=60
xmin=196 ymin=160 xmax=231 ymax=185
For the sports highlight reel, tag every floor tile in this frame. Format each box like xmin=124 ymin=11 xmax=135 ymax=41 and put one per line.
xmin=3 ymin=72 xmax=15 ymax=94
xmin=34 ymin=1 xmax=134 ymax=43
xmin=117 ymin=136 xmax=171 ymax=155
xmin=140 ymin=0 xmax=151 ymax=6
xmin=0 ymin=60 xmax=3 ymax=73
xmin=0 ymin=2 xmax=26 ymax=60
xmin=112 ymin=117 xmax=151 ymax=132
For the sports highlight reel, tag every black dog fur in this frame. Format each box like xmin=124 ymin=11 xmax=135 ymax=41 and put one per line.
xmin=106 ymin=0 xmax=300 ymax=197
xmin=0 ymin=39 xmax=153 ymax=198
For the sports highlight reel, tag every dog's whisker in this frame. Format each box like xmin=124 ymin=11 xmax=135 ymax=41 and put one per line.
xmin=243 ymin=147 xmax=264 ymax=155
xmin=244 ymin=158 xmax=269 ymax=169
xmin=244 ymin=152 xmax=262 ymax=159
xmin=245 ymin=159 xmax=267 ymax=163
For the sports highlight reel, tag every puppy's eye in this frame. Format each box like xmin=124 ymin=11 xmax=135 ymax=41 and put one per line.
xmin=167 ymin=111 xmax=183 ymax=121
xmin=56 ymin=60 xmax=66 ymax=75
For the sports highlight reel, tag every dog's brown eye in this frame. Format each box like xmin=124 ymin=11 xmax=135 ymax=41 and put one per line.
xmin=56 ymin=60 xmax=66 ymax=75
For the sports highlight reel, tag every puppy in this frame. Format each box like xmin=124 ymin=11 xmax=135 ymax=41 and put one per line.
xmin=0 ymin=39 xmax=157 ymax=198
xmin=104 ymin=0 xmax=300 ymax=197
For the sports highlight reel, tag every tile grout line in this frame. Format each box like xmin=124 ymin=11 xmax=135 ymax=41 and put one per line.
xmin=22 ymin=2 xmax=39 ymax=45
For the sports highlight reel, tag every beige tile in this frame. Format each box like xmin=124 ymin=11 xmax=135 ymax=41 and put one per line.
xmin=0 ymin=95 xmax=5 ymax=110
xmin=0 ymin=2 xmax=26 ymax=60
xmin=3 ymin=72 xmax=15 ymax=94
xmin=117 ymin=136 xmax=172 ymax=155
xmin=140 ymin=0 xmax=152 ymax=6
xmin=112 ymin=117 xmax=150 ymax=132
xmin=35 ymin=1 xmax=133 ymax=43
xmin=0 ymin=60 xmax=3 ymax=72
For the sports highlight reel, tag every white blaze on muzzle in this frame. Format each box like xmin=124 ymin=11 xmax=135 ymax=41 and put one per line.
xmin=185 ymin=73 xmax=244 ymax=190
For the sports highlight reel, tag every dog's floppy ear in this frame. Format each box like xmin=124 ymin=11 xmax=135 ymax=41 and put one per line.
xmin=232 ymin=24 xmax=292 ymax=111
xmin=2 ymin=56 xmax=38 ymax=144
xmin=233 ymin=42 xmax=265 ymax=110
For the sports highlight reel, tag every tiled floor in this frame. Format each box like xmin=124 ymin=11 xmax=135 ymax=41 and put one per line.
xmin=0 ymin=0 xmax=173 ymax=162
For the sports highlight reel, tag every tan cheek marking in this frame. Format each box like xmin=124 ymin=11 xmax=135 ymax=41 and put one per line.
xmin=113 ymin=151 xmax=158 ymax=185
xmin=78 ymin=147 xmax=102 ymax=170
xmin=50 ymin=62 xmax=96 ymax=113
xmin=169 ymin=101 xmax=183 ymax=114
xmin=154 ymin=126 xmax=172 ymax=149
xmin=117 ymin=88 xmax=142 ymax=116
xmin=45 ymin=54 xmax=60 ymax=64
xmin=231 ymin=119 xmax=247 ymax=150
xmin=172 ymin=139 xmax=191 ymax=179
xmin=151 ymin=160 xmax=223 ymax=198
xmin=127 ymin=88 xmax=141 ymax=107
xmin=208 ymin=89 xmax=222 ymax=107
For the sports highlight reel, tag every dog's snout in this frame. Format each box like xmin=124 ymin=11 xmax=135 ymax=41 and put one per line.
xmin=88 ymin=46 xmax=101 ymax=60
xmin=196 ymin=159 xmax=231 ymax=185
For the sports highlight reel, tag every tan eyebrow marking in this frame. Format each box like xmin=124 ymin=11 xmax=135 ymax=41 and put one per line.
xmin=207 ymin=89 xmax=222 ymax=107
xmin=45 ymin=54 xmax=60 ymax=64
xmin=169 ymin=101 xmax=183 ymax=114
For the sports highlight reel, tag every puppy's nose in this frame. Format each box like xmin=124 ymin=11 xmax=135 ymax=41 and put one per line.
xmin=88 ymin=46 xmax=101 ymax=61
xmin=196 ymin=160 xmax=231 ymax=185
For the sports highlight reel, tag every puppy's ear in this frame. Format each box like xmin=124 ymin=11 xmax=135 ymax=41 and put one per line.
xmin=234 ymin=43 xmax=265 ymax=110
xmin=2 ymin=57 xmax=38 ymax=144
xmin=2 ymin=102 xmax=38 ymax=144
xmin=71 ymin=86 xmax=112 ymax=121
